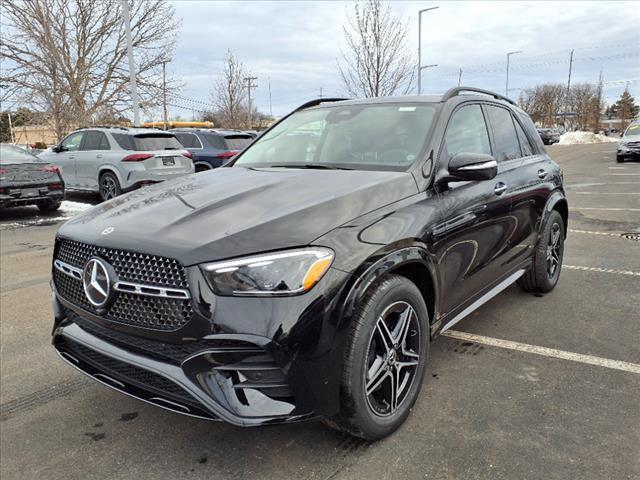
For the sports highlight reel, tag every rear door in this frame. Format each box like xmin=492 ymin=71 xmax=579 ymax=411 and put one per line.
xmin=500 ymin=109 xmax=557 ymax=263
xmin=77 ymin=130 xmax=111 ymax=189
xmin=434 ymin=103 xmax=516 ymax=317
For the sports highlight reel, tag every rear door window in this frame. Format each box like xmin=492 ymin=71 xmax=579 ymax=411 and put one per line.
xmin=174 ymin=133 xmax=203 ymax=149
xmin=486 ymin=106 xmax=521 ymax=161
xmin=81 ymin=131 xmax=111 ymax=151
xmin=444 ymin=104 xmax=491 ymax=158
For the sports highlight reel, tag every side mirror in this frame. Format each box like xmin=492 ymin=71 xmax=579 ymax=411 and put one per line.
xmin=448 ymin=152 xmax=497 ymax=181
xmin=52 ymin=145 xmax=66 ymax=153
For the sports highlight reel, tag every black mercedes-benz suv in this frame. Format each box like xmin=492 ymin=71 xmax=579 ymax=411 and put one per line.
xmin=51 ymin=87 xmax=568 ymax=440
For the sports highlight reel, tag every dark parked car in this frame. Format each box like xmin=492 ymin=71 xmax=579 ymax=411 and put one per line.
xmin=51 ymin=88 xmax=568 ymax=440
xmin=171 ymin=128 xmax=254 ymax=172
xmin=537 ymin=128 xmax=560 ymax=145
xmin=0 ymin=144 xmax=65 ymax=211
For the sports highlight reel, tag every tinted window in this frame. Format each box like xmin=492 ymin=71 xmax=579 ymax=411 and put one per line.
xmin=81 ymin=131 xmax=110 ymax=151
xmin=112 ymin=133 xmax=182 ymax=151
xmin=444 ymin=104 xmax=491 ymax=158
xmin=203 ymin=133 xmax=226 ymax=149
xmin=61 ymin=132 xmax=84 ymax=152
xmin=174 ymin=133 xmax=202 ymax=149
xmin=224 ymin=136 xmax=253 ymax=151
xmin=514 ymin=120 xmax=534 ymax=156
xmin=486 ymin=106 xmax=521 ymax=161
xmin=235 ymin=104 xmax=437 ymax=171
xmin=0 ymin=144 xmax=43 ymax=164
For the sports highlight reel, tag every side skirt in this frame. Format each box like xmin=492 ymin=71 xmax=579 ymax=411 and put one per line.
xmin=432 ymin=269 xmax=525 ymax=336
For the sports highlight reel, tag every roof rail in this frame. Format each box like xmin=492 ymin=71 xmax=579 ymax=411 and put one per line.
xmin=76 ymin=125 xmax=130 ymax=131
xmin=293 ymin=97 xmax=349 ymax=112
xmin=442 ymin=87 xmax=516 ymax=106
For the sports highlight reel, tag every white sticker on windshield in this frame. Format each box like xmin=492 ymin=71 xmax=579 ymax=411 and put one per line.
xmin=398 ymin=106 xmax=416 ymax=112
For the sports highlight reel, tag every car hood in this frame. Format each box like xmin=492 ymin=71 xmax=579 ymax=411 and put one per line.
xmin=58 ymin=167 xmax=418 ymax=265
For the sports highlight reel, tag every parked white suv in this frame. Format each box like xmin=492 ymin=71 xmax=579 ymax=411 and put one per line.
xmin=39 ymin=127 xmax=194 ymax=201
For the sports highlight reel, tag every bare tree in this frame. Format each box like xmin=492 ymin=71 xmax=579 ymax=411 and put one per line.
xmin=212 ymin=50 xmax=248 ymax=129
xmin=0 ymin=0 xmax=179 ymax=140
xmin=519 ymin=84 xmax=565 ymax=127
xmin=338 ymin=0 xmax=415 ymax=97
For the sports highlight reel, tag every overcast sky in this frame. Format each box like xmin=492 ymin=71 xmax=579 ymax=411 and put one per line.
xmin=165 ymin=0 xmax=640 ymax=120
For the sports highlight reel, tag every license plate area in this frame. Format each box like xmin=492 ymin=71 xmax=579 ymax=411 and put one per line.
xmin=20 ymin=187 xmax=41 ymax=197
xmin=162 ymin=157 xmax=175 ymax=166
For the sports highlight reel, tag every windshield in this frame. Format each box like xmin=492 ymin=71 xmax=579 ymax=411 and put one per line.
xmin=112 ymin=133 xmax=183 ymax=151
xmin=0 ymin=144 xmax=43 ymax=164
xmin=623 ymin=123 xmax=640 ymax=137
xmin=234 ymin=103 xmax=438 ymax=171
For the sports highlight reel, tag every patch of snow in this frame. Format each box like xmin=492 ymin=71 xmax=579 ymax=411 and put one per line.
xmin=557 ymin=131 xmax=618 ymax=145
xmin=60 ymin=200 xmax=95 ymax=214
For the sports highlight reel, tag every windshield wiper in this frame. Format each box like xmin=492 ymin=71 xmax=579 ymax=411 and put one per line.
xmin=268 ymin=163 xmax=353 ymax=170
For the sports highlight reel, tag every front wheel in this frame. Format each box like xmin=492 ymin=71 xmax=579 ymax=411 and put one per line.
xmin=518 ymin=210 xmax=565 ymax=293
xmin=616 ymin=154 xmax=624 ymax=163
xmin=325 ymin=275 xmax=429 ymax=440
xmin=99 ymin=172 xmax=121 ymax=201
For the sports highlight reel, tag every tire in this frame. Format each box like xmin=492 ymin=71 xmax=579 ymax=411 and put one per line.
xmin=518 ymin=210 xmax=565 ymax=293
xmin=99 ymin=171 xmax=121 ymax=201
xmin=616 ymin=154 xmax=624 ymax=163
xmin=326 ymin=274 xmax=430 ymax=440
xmin=195 ymin=164 xmax=210 ymax=173
xmin=37 ymin=200 xmax=62 ymax=212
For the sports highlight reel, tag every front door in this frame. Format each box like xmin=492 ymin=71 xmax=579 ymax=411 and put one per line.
xmin=433 ymin=103 xmax=517 ymax=317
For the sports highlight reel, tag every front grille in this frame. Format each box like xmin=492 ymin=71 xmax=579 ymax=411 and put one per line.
xmin=54 ymin=238 xmax=193 ymax=330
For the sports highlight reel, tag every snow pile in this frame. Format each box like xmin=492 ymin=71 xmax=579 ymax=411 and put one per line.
xmin=558 ymin=131 xmax=618 ymax=145
xmin=60 ymin=200 xmax=95 ymax=215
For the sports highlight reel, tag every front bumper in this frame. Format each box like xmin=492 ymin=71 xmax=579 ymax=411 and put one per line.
xmin=51 ymin=265 xmax=352 ymax=426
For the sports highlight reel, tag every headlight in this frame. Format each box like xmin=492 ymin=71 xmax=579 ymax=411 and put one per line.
xmin=200 ymin=247 xmax=334 ymax=296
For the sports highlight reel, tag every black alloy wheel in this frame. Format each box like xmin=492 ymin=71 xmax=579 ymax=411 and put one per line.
xmin=99 ymin=172 xmax=121 ymax=201
xmin=364 ymin=301 xmax=421 ymax=417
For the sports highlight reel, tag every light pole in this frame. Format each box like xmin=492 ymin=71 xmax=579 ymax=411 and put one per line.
xmin=418 ymin=6 xmax=439 ymax=95
xmin=419 ymin=64 xmax=438 ymax=92
xmin=121 ymin=0 xmax=140 ymax=126
xmin=505 ymin=50 xmax=522 ymax=97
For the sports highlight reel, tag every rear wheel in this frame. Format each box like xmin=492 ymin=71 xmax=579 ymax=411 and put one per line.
xmin=616 ymin=154 xmax=625 ymax=163
xmin=99 ymin=172 xmax=121 ymax=201
xmin=325 ymin=274 xmax=429 ymax=440
xmin=518 ymin=210 xmax=565 ymax=293
xmin=37 ymin=200 xmax=61 ymax=212
xmin=195 ymin=164 xmax=211 ymax=173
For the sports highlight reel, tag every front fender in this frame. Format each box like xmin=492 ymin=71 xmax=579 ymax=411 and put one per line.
xmin=335 ymin=245 xmax=439 ymax=331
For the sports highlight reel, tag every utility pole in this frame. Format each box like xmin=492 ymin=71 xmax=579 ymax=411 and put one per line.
xmin=121 ymin=0 xmax=140 ymax=126
xmin=268 ymin=77 xmax=273 ymax=118
xmin=162 ymin=60 xmax=169 ymax=130
xmin=506 ymin=50 xmax=522 ymax=97
xmin=417 ymin=6 xmax=439 ymax=95
xmin=564 ymin=49 xmax=575 ymax=130
xmin=7 ymin=110 xmax=15 ymax=143
xmin=244 ymin=76 xmax=257 ymax=129
xmin=458 ymin=68 xmax=463 ymax=87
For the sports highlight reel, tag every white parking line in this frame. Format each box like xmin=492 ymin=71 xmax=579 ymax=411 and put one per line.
xmin=572 ymin=207 xmax=640 ymax=212
xmin=564 ymin=265 xmax=640 ymax=276
xmin=568 ymin=229 xmax=622 ymax=237
xmin=443 ymin=330 xmax=640 ymax=374
xmin=573 ymin=192 xmax=640 ymax=195
xmin=602 ymin=173 xmax=640 ymax=176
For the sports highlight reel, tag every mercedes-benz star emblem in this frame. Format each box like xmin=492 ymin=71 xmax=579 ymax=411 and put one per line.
xmin=83 ymin=258 xmax=111 ymax=307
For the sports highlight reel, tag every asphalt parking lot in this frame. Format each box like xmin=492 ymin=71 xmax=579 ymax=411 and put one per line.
xmin=1 ymin=143 xmax=638 ymax=480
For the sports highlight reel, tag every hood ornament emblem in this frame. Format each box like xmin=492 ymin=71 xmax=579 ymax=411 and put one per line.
xmin=101 ymin=226 xmax=115 ymax=235
xmin=82 ymin=258 xmax=111 ymax=307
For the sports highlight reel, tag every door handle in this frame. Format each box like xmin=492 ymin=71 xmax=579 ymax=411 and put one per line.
xmin=538 ymin=169 xmax=548 ymax=179
xmin=494 ymin=182 xmax=507 ymax=195
xmin=96 ymin=154 xmax=103 ymax=159
xmin=69 ymin=155 xmax=76 ymax=160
